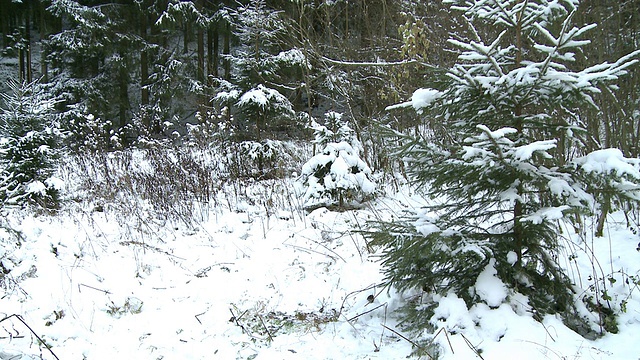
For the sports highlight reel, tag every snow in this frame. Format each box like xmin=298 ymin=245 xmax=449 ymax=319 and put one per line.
xmin=238 ymin=86 xmax=270 ymax=108
xmin=513 ymin=140 xmax=556 ymax=161
xmin=574 ymin=148 xmax=640 ymax=178
xmin=521 ymin=205 xmax=571 ymax=224
xmin=297 ymin=141 xmax=376 ymax=208
xmin=0 ymin=180 xmax=640 ymax=360
xmin=25 ymin=180 xmax=47 ymax=195
xmin=473 ymin=259 xmax=508 ymax=308
xmin=274 ymin=49 xmax=308 ymax=68
xmin=385 ymin=88 xmax=442 ymax=113
xmin=1 ymin=152 xmax=640 ymax=360
xmin=236 ymin=85 xmax=294 ymax=116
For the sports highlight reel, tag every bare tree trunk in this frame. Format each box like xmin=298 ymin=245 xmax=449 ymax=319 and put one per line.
xmin=211 ymin=26 xmax=218 ymax=79
xmin=183 ymin=21 xmax=189 ymax=54
xmin=25 ymin=5 xmax=32 ymax=83
xmin=196 ymin=2 xmax=205 ymax=83
xmin=39 ymin=1 xmax=48 ymax=82
xmin=223 ymin=21 xmax=230 ymax=81
xmin=140 ymin=5 xmax=150 ymax=130
xmin=118 ymin=55 xmax=130 ymax=135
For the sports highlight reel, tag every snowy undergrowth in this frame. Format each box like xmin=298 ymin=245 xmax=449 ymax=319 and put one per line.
xmin=1 ymin=151 xmax=639 ymax=359
xmin=0 ymin=191 xmax=410 ymax=359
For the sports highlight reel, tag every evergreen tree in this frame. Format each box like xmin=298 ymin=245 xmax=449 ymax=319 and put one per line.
xmin=156 ymin=0 xmax=215 ymax=122
xmin=47 ymin=0 xmax=185 ymax=148
xmin=0 ymin=80 xmax=62 ymax=208
xmin=46 ymin=0 xmax=138 ymax=148
xmin=297 ymin=111 xmax=376 ymax=210
xmin=213 ymin=0 xmax=307 ymax=141
xmin=370 ymin=0 xmax=640 ymax=342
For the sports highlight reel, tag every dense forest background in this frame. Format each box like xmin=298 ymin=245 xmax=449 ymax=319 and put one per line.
xmin=2 ymin=2 xmax=640 ymax=356
xmin=1 ymin=0 xmax=637 ymax=158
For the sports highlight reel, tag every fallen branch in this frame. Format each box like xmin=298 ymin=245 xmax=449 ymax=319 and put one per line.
xmin=0 ymin=314 xmax=60 ymax=360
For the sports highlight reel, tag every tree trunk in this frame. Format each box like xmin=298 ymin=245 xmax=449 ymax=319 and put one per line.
xmin=210 ymin=27 xmax=218 ymax=79
xmin=140 ymin=6 xmax=150 ymax=130
xmin=194 ymin=0 xmax=206 ymax=118
xmin=196 ymin=4 xmax=205 ymax=83
xmin=595 ymin=192 xmax=610 ymax=238
xmin=39 ymin=0 xmax=48 ymax=82
xmin=183 ymin=21 xmax=189 ymax=54
xmin=25 ymin=5 xmax=31 ymax=83
xmin=19 ymin=47 xmax=25 ymax=82
xmin=0 ymin=0 xmax=9 ymax=48
xmin=223 ymin=21 xmax=230 ymax=81
xmin=118 ymin=57 xmax=130 ymax=135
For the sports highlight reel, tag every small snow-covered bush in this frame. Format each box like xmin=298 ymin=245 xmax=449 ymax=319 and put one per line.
xmin=297 ymin=113 xmax=376 ymax=210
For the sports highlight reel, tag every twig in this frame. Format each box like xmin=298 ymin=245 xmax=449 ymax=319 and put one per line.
xmin=229 ymin=308 xmax=248 ymax=334
xmin=347 ymin=303 xmax=387 ymax=322
xmin=194 ymin=311 xmax=205 ymax=325
xmin=459 ymin=332 xmax=485 ymax=359
xmin=338 ymin=283 xmax=387 ymax=318
xmin=284 ymin=232 xmax=345 ymax=262
xmin=258 ymin=315 xmax=273 ymax=342
xmin=0 ymin=314 xmax=60 ymax=360
xmin=380 ymin=324 xmax=431 ymax=359
xmin=119 ymin=240 xmax=186 ymax=260
xmin=78 ymin=283 xmax=111 ymax=294
xmin=321 ymin=56 xmax=422 ymax=68
xmin=519 ymin=340 xmax=565 ymax=359
xmin=437 ymin=327 xmax=455 ymax=354
xmin=378 ymin=303 xmax=388 ymax=352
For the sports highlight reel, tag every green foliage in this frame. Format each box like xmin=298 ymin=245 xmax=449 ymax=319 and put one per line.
xmin=371 ymin=0 xmax=640 ymax=340
xmin=0 ymin=80 xmax=62 ymax=208
xmin=297 ymin=115 xmax=376 ymax=210
xmin=311 ymin=111 xmax=357 ymax=149
xmin=212 ymin=0 xmax=307 ymax=141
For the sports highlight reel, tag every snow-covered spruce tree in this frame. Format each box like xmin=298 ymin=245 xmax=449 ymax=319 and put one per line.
xmin=213 ymin=0 xmax=306 ymax=141
xmin=296 ymin=112 xmax=376 ymax=210
xmin=0 ymin=80 xmax=62 ymax=208
xmin=369 ymin=0 xmax=640 ymax=339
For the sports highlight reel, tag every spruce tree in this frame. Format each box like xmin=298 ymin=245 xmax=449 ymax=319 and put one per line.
xmin=370 ymin=0 xmax=640 ymax=341
xmin=297 ymin=111 xmax=376 ymax=210
xmin=0 ymin=80 xmax=62 ymax=208
xmin=212 ymin=0 xmax=306 ymax=141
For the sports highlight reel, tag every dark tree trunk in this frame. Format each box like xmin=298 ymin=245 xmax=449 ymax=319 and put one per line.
xmin=223 ymin=21 xmax=230 ymax=81
xmin=118 ymin=59 xmax=130 ymax=133
xmin=25 ymin=4 xmax=31 ymax=83
xmin=140 ymin=6 xmax=150 ymax=129
xmin=39 ymin=0 xmax=48 ymax=82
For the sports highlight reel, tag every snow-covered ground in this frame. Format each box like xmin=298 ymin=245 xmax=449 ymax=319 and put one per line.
xmin=1 ymin=152 xmax=639 ymax=359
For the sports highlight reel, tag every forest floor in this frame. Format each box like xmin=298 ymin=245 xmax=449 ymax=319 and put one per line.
xmin=1 ymin=151 xmax=640 ymax=359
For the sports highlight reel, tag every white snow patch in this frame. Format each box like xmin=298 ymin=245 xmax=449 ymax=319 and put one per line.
xmin=574 ymin=148 xmax=640 ymax=178
xmin=385 ymin=88 xmax=442 ymax=113
xmin=25 ymin=180 xmax=46 ymax=195
xmin=513 ymin=139 xmax=556 ymax=161
xmin=474 ymin=258 xmax=508 ymax=307
xmin=45 ymin=176 xmax=65 ymax=190
xmin=521 ymin=205 xmax=571 ymax=224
